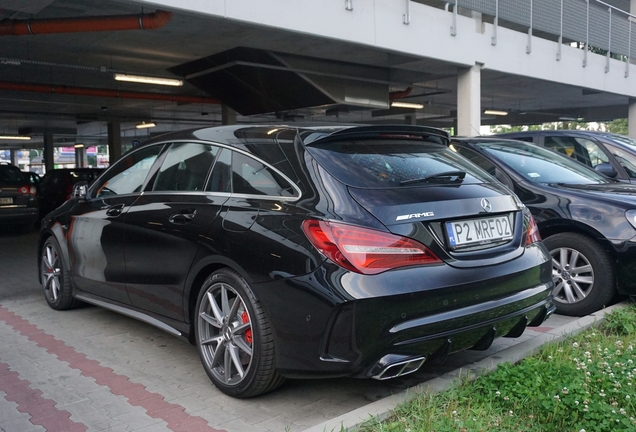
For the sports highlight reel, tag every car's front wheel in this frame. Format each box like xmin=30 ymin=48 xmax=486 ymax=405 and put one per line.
xmin=544 ymin=232 xmax=615 ymax=316
xmin=40 ymin=236 xmax=79 ymax=310
xmin=194 ymin=269 xmax=284 ymax=398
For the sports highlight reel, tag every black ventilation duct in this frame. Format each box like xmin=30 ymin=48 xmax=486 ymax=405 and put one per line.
xmin=170 ymin=47 xmax=336 ymax=116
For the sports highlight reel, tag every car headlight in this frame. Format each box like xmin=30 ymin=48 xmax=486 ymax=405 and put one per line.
xmin=625 ymin=210 xmax=636 ymax=229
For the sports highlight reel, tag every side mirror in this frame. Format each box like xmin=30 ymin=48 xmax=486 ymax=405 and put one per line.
xmin=594 ymin=163 xmax=618 ymax=178
xmin=72 ymin=182 xmax=88 ymax=199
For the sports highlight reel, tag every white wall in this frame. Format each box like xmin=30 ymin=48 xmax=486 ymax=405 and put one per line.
xmin=135 ymin=0 xmax=636 ymax=98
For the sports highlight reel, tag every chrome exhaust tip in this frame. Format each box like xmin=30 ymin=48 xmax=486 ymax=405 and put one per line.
xmin=371 ymin=354 xmax=426 ymax=380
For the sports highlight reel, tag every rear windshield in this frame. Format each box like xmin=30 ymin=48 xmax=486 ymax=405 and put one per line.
xmin=305 ymin=139 xmax=494 ymax=188
xmin=69 ymin=170 xmax=101 ymax=184
xmin=0 ymin=165 xmax=26 ymax=185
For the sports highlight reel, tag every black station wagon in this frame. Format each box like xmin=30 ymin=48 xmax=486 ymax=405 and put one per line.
xmin=39 ymin=125 xmax=554 ymax=397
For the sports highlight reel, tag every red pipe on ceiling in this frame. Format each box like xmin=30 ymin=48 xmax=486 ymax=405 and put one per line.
xmin=0 ymin=10 xmax=172 ymax=36
xmin=389 ymin=87 xmax=413 ymax=101
xmin=0 ymin=81 xmax=220 ymax=105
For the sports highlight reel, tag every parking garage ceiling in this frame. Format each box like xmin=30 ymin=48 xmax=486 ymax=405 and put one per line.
xmin=0 ymin=0 xmax=633 ymax=149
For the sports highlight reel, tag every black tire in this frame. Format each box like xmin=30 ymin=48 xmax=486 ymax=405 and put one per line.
xmin=194 ymin=268 xmax=285 ymax=398
xmin=40 ymin=236 xmax=79 ymax=310
xmin=543 ymin=233 xmax=615 ymax=316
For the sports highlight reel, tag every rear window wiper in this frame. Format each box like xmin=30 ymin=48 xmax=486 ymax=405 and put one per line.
xmin=400 ymin=170 xmax=466 ymax=186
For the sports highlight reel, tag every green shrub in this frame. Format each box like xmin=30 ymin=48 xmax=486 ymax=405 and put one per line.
xmin=361 ymin=305 xmax=636 ymax=432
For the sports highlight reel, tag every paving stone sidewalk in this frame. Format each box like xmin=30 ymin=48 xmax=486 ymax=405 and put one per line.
xmin=0 ymin=294 xmax=580 ymax=432
xmin=0 ymin=231 xmax=580 ymax=432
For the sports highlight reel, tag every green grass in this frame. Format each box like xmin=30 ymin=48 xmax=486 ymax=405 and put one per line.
xmin=359 ymin=303 xmax=636 ymax=432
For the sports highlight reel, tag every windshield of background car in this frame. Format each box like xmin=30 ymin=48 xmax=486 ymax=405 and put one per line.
xmin=305 ymin=139 xmax=495 ymax=188
xmin=0 ymin=166 xmax=25 ymax=185
xmin=604 ymin=134 xmax=636 ymax=149
xmin=476 ymin=141 xmax=609 ymax=185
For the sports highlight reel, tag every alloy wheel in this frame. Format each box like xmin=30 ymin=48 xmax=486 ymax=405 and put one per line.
xmin=197 ymin=282 xmax=253 ymax=386
xmin=550 ymin=246 xmax=594 ymax=305
xmin=41 ymin=243 xmax=62 ymax=303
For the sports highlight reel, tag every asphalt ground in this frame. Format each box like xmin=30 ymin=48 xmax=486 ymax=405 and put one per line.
xmin=0 ymin=225 xmax=580 ymax=432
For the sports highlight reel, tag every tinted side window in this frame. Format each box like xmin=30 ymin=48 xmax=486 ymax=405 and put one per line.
xmin=94 ymin=145 xmax=162 ymax=197
xmin=231 ymin=152 xmax=296 ymax=197
xmin=544 ymin=136 xmax=609 ymax=168
xmin=206 ymin=148 xmax=231 ymax=193
xmin=604 ymin=143 xmax=636 ymax=178
xmin=152 ymin=143 xmax=219 ymax=192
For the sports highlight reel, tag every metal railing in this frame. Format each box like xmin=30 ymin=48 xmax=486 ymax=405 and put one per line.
xmin=391 ymin=0 xmax=636 ymax=76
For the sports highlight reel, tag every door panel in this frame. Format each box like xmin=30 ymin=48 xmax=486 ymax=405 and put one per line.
xmin=69 ymin=196 xmax=137 ymax=304
xmin=122 ymin=142 xmax=225 ymax=320
xmin=69 ymin=144 xmax=164 ymax=304
xmin=123 ymin=193 xmax=227 ymax=319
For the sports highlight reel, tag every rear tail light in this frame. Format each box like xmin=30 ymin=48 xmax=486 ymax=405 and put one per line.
xmin=65 ymin=183 xmax=74 ymax=200
xmin=302 ymin=219 xmax=441 ymax=275
xmin=524 ymin=212 xmax=541 ymax=246
xmin=18 ymin=185 xmax=36 ymax=196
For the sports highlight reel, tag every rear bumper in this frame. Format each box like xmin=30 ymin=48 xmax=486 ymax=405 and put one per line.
xmin=333 ymin=277 xmax=554 ymax=379
xmin=362 ymin=293 xmax=554 ymax=379
xmin=0 ymin=207 xmax=38 ymax=225
xmin=254 ymin=243 xmax=554 ymax=379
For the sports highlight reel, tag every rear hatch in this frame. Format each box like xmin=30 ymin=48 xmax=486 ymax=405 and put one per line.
xmin=304 ymin=131 xmax=527 ymax=267
xmin=0 ymin=165 xmax=31 ymax=207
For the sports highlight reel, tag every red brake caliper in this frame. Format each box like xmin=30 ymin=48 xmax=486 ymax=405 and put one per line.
xmin=241 ymin=311 xmax=252 ymax=344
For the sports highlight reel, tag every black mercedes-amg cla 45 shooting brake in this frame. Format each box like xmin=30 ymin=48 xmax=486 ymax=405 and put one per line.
xmin=39 ymin=125 xmax=554 ymax=398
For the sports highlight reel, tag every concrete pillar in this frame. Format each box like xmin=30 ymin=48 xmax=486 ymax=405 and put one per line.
xmin=107 ymin=122 xmax=122 ymax=166
xmin=405 ymin=114 xmax=417 ymax=125
xmin=43 ymin=133 xmax=54 ymax=172
xmin=629 ymin=98 xmax=636 ymax=139
xmin=75 ymin=145 xmax=87 ymax=168
xmin=222 ymin=105 xmax=237 ymax=125
xmin=9 ymin=149 xmax=17 ymax=166
xmin=457 ymin=64 xmax=482 ymax=137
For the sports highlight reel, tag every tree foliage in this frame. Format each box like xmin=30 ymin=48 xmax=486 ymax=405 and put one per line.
xmin=490 ymin=119 xmax=630 ymax=136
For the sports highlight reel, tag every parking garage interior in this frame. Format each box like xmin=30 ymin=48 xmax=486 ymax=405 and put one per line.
xmin=1 ymin=0 xmax=636 ymax=172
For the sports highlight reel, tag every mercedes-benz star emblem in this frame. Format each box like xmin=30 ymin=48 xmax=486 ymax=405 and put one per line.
xmin=481 ymin=198 xmax=492 ymax=213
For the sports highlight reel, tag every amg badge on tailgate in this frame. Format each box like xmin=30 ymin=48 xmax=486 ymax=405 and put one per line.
xmin=396 ymin=212 xmax=434 ymax=221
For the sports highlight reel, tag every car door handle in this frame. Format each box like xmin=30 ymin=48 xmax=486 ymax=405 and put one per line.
xmin=169 ymin=210 xmax=197 ymax=224
xmin=106 ymin=203 xmax=125 ymax=217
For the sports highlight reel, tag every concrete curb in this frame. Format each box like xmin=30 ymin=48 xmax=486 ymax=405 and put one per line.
xmin=302 ymin=302 xmax=629 ymax=432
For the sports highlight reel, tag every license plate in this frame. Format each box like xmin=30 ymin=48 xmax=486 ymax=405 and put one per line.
xmin=446 ymin=214 xmax=513 ymax=248
xmin=0 ymin=197 xmax=12 ymax=204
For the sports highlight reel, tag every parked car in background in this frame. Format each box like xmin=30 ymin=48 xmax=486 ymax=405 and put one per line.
xmin=451 ymin=137 xmax=636 ymax=316
xmin=38 ymin=125 xmax=554 ymax=398
xmin=495 ymin=130 xmax=636 ymax=182
xmin=0 ymin=162 xmax=39 ymax=230
xmin=37 ymin=168 xmax=103 ymax=218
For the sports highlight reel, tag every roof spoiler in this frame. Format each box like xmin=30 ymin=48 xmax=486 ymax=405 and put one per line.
xmin=303 ymin=125 xmax=450 ymax=146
